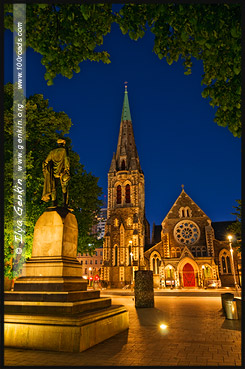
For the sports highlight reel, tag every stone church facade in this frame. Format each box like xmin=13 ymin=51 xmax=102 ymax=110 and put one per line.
xmin=100 ymin=85 xmax=150 ymax=288
xmin=101 ymin=86 xmax=240 ymax=289
xmin=145 ymin=188 xmax=240 ymax=288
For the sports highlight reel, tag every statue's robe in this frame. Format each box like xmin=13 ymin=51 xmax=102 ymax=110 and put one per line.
xmin=42 ymin=147 xmax=70 ymax=202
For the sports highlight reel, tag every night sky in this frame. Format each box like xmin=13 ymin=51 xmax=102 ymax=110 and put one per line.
xmin=4 ymin=12 xmax=241 ymax=233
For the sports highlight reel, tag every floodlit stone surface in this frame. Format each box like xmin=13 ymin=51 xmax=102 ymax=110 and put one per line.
xmin=4 ymin=208 xmax=129 ymax=352
xmin=32 ymin=208 xmax=78 ymax=258
xmin=5 ymin=306 xmax=129 ymax=352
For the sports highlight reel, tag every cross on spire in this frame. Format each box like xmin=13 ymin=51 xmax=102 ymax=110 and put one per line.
xmin=124 ymin=81 xmax=128 ymax=92
xmin=181 ymin=184 xmax=184 ymax=190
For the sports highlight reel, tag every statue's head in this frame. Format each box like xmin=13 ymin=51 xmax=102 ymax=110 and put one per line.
xmin=57 ymin=138 xmax=66 ymax=147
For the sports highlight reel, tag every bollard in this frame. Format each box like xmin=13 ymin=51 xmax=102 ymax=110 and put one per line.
xmin=224 ymin=299 xmax=238 ymax=320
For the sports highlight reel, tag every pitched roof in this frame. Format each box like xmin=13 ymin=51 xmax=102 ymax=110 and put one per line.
xmin=162 ymin=188 xmax=208 ymax=224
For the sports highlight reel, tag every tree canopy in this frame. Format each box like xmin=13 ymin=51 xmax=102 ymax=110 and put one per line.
xmin=227 ymin=200 xmax=241 ymax=252
xmin=4 ymin=3 xmax=241 ymax=137
xmin=4 ymin=83 xmax=102 ymax=278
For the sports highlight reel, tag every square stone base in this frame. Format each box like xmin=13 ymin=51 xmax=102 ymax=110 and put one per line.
xmin=4 ymin=306 xmax=129 ymax=352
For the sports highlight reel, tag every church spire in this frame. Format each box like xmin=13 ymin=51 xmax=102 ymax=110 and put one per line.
xmin=109 ymin=84 xmax=142 ymax=173
xmin=121 ymin=82 xmax=132 ymax=121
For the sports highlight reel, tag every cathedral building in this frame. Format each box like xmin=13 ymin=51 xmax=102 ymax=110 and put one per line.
xmin=144 ymin=187 xmax=239 ymax=288
xmin=101 ymin=85 xmax=150 ymax=288
xmin=101 ymin=86 xmax=240 ymax=289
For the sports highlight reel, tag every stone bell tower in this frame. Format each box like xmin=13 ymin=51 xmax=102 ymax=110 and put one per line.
xmin=101 ymin=84 xmax=148 ymax=288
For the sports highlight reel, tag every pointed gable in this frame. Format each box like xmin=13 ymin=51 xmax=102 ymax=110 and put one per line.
xmin=179 ymin=245 xmax=195 ymax=260
xmin=162 ymin=187 xmax=209 ymax=225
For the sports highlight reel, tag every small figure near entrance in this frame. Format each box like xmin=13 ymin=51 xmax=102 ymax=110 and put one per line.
xmin=41 ymin=139 xmax=70 ymax=207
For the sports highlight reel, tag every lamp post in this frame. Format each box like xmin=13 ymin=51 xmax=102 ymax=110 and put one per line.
xmin=89 ymin=267 xmax=92 ymax=287
xmin=228 ymin=235 xmax=237 ymax=291
xmin=130 ymin=252 xmax=133 ymax=289
xmin=169 ymin=265 xmax=173 ymax=289
xmin=202 ymin=265 xmax=205 ymax=289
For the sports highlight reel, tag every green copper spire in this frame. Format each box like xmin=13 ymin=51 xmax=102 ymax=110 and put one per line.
xmin=121 ymin=83 xmax=132 ymax=121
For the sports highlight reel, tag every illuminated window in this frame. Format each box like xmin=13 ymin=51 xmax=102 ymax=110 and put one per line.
xmin=121 ymin=160 xmax=125 ymax=170
xmin=219 ymin=249 xmax=232 ymax=274
xmin=204 ymin=266 xmax=212 ymax=278
xmin=117 ymin=185 xmax=121 ymax=204
xmin=126 ymin=184 xmax=130 ymax=203
xmin=165 ymin=267 xmax=174 ymax=279
xmin=114 ymin=218 xmax=119 ymax=227
xmin=127 ymin=217 xmax=132 ymax=226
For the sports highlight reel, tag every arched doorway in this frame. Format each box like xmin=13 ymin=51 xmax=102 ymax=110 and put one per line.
xmin=183 ymin=263 xmax=195 ymax=287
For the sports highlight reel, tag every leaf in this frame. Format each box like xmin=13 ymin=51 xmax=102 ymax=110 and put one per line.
xmin=233 ymin=66 xmax=240 ymax=75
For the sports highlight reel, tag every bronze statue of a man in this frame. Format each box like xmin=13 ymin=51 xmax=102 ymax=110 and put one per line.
xmin=41 ymin=139 xmax=70 ymax=207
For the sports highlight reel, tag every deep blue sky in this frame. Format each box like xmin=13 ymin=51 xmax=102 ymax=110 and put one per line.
xmin=4 ymin=13 xmax=241 ymax=233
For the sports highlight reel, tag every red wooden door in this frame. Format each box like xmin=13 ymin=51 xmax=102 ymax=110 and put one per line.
xmin=183 ymin=263 xmax=195 ymax=287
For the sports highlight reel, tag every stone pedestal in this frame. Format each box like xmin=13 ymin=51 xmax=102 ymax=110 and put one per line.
xmin=134 ymin=270 xmax=154 ymax=308
xmin=4 ymin=207 xmax=129 ymax=352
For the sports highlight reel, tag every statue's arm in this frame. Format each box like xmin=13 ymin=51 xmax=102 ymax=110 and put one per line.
xmin=42 ymin=152 xmax=52 ymax=173
xmin=64 ymin=154 xmax=70 ymax=174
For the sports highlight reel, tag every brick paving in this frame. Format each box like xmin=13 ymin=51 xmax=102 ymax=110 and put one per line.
xmin=4 ymin=295 xmax=242 ymax=366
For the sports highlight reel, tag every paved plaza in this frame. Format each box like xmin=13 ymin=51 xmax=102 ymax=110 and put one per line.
xmin=4 ymin=294 xmax=242 ymax=366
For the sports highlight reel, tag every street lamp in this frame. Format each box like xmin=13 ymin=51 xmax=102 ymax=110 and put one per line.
xmin=130 ymin=252 xmax=133 ymax=288
xmin=228 ymin=235 xmax=237 ymax=291
xmin=89 ymin=267 xmax=92 ymax=287
xmin=169 ymin=265 xmax=173 ymax=289
xmin=202 ymin=265 xmax=205 ymax=289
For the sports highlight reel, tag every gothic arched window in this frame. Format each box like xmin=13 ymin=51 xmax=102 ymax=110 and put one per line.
xmin=201 ymin=247 xmax=207 ymax=257
xmin=151 ymin=253 xmax=161 ymax=274
xmin=226 ymin=256 xmax=231 ymax=273
xmin=191 ymin=247 xmax=196 ymax=257
xmin=171 ymin=248 xmax=177 ymax=258
xmin=176 ymin=247 xmax=181 ymax=258
xmin=125 ymin=184 xmax=131 ymax=203
xmin=219 ymin=249 xmax=232 ymax=274
xmin=121 ymin=160 xmax=125 ymax=170
xmin=117 ymin=185 xmax=121 ymax=204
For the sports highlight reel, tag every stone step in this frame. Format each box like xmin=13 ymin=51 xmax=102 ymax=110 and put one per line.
xmin=14 ymin=276 xmax=87 ymax=292
xmin=4 ymin=290 xmax=100 ymax=302
xmin=4 ymin=297 xmax=112 ymax=315
xmin=5 ymin=305 xmax=129 ymax=352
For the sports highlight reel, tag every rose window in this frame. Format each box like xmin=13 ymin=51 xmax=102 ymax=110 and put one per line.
xmin=174 ymin=220 xmax=200 ymax=245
